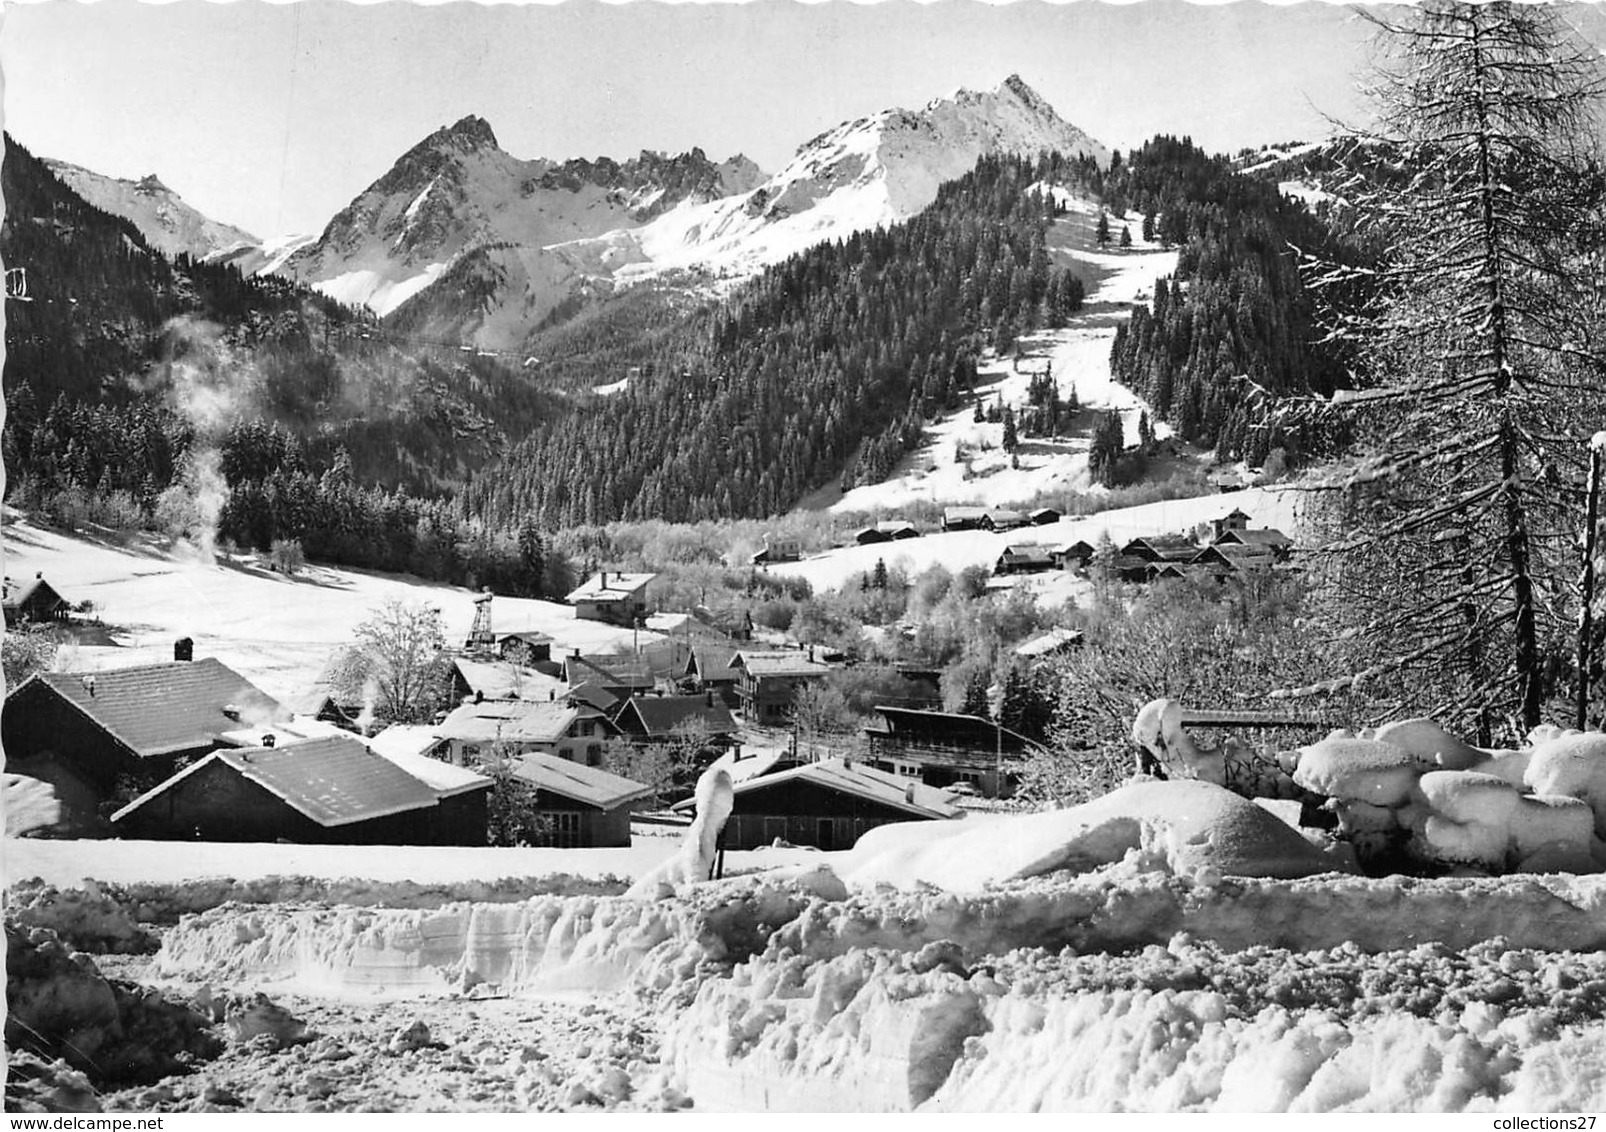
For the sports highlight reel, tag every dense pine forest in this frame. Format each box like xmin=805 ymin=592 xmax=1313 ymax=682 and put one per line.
xmin=5 ymin=131 xmax=1354 ymax=574
xmin=460 ymin=152 xmax=1097 ymax=529
xmin=1107 ymin=136 xmax=1357 ymax=465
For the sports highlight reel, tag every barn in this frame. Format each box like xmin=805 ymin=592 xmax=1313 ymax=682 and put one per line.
xmin=2 ymin=658 xmax=288 ymax=831
xmin=2 ymin=573 xmax=69 ymax=627
xmin=110 ymin=734 xmax=489 ymax=845
xmin=503 ymin=753 xmax=650 ymax=848
xmin=685 ymin=757 xmax=960 ymax=850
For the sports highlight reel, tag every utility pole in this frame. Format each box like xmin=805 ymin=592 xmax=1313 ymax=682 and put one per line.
xmin=1578 ymin=433 xmax=1606 ymax=730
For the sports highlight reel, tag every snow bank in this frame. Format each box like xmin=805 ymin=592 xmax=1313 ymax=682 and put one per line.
xmin=841 ymin=779 xmax=1343 ymax=891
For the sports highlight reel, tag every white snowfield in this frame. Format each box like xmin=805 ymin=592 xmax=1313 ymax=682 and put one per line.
xmin=772 ymin=484 xmax=1300 ymax=596
xmin=63 ymin=785 xmax=1605 ymax=1112
xmin=0 ymin=517 xmax=665 ymax=704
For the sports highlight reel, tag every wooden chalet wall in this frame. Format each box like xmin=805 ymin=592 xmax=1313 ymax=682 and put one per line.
xmin=724 ymin=777 xmax=927 ymax=850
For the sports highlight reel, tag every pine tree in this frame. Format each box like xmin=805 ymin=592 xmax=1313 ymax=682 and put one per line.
xmin=961 ymin=667 xmax=992 ymax=718
xmin=1002 ymin=406 xmax=1019 ymax=452
xmin=1088 ymin=410 xmax=1125 ymax=487
xmin=872 ymin=557 xmax=889 ymax=591
xmin=1120 ymin=224 xmax=1133 ymax=249
xmin=1096 ymin=212 xmax=1112 ymax=246
xmin=1286 ymin=1 xmax=1606 ymax=735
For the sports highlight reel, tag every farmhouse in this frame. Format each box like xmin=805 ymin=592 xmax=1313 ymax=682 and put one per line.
xmin=564 ymin=653 xmax=656 ymax=700
xmin=692 ymin=757 xmax=961 ymax=850
xmin=451 ymin=656 xmax=563 ymax=703
xmin=750 ymin=536 xmax=802 ymax=565
xmin=3 ymin=657 xmax=289 ymax=829
xmin=1051 ymin=540 xmax=1097 ymax=570
xmin=1029 ymin=507 xmax=1062 ymax=526
xmin=1213 ymin=527 xmax=1294 ymax=559
xmin=862 ymin=706 xmax=1039 ymax=797
xmin=502 ymin=753 xmax=650 ymax=848
xmin=434 ymin=699 xmax=618 ymax=767
xmin=854 ymin=520 xmax=920 ymax=545
xmin=942 ymin=506 xmax=988 ymax=532
xmin=981 ymin=509 xmax=1029 ymax=532
xmin=683 ymin=643 xmax=742 ymax=697
xmin=1120 ymin=534 xmax=1200 ymax=564
xmin=613 ymin=693 xmax=738 ymax=748
xmin=111 ymin=734 xmax=489 ymax=846
xmin=1192 ymin=542 xmax=1278 ymax=576
xmin=995 ymin=544 xmax=1057 ymax=575
xmin=732 ymin=650 xmax=831 ymax=725
xmin=495 ymin=630 xmax=555 ymax=665
xmin=2 ymin=573 xmax=69 ymax=627
xmin=565 ymin=571 xmax=655 ymax=626
xmin=1210 ymin=507 xmax=1253 ymax=541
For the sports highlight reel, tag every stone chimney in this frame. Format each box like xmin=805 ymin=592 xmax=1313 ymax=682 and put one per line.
xmin=174 ymin=637 xmax=194 ymax=662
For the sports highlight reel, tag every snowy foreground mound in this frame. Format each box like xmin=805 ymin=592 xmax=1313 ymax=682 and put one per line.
xmin=143 ymin=781 xmax=1606 ymax=1111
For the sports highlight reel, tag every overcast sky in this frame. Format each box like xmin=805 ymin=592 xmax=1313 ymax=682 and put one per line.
xmin=2 ymin=0 xmax=1389 ymax=240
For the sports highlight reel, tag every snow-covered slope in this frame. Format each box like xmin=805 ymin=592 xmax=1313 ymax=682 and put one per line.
xmin=820 ymin=193 xmax=1177 ymax=517
xmin=41 ymin=159 xmax=259 ymax=261
xmin=0 ymin=516 xmax=668 ymax=705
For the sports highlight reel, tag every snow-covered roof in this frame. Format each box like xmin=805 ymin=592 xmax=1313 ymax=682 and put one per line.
xmin=1014 ymin=627 xmax=1085 ymax=659
xmin=730 ymin=757 xmax=961 ymax=820
xmin=734 ymin=650 xmax=832 ymax=678
xmin=507 ymin=752 xmax=649 ymax=810
xmin=112 ymin=735 xmax=442 ymax=829
xmin=436 ymin=700 xmax=604 ymax=744
xmin=565 ymin=573 xmax=656 ymax=603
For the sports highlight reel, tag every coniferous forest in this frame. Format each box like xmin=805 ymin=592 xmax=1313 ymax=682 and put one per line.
xmin=5 ymin=129 xmax=1353 ymax=566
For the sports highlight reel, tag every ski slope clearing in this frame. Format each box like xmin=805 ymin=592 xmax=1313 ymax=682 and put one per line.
xmin=826 ymin=195 xmax=1181 ymax=516
xmin=0 ymin=517 xmax=663 ymax=704
xmin=771 ymin=484 xmax=1299 ymax=596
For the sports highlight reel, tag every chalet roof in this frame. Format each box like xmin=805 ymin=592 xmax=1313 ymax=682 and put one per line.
xmin=865 ymin=706 xmax=1039 ymax=754
xmin=564 ymin=653 xmax=654 ymax=690
xmin=453 ymin=657 xmax=563 ymax=701
xmin=2 ymin=575 xmax=66 ymax=613
xmin=369 ymin=745 xmax=491 ymax=799
xmin=1219 ymin=507 xmax=1253 ymax=522
xmin=111 ymin=735 xmax=441 ymax=828
xmin=436 ymin=699 xmax=607 ymax=745
xmin=565 ymin=572 xmax=656 ymax=604
xmin=1000 ymin=544 xmax=1055 ymax=563
xmin=876 ymin=520 xmax=918 ymax=535
xmin=1014 ymin=627 xmax=1085 ymax=659
xmin=1195 ymin=543 xmax=1271 ymax=571
xmin=1121 ymin=535 xmax=1199 ymax=562
xmin=615 ymin=694 xmax=738 ymax=738
xmin=1029 ymin=507 xmax=1062 ymax=520
xmin=734 ymin=651 xmax=832 ymax=679
xmin=496 ymin=629 xmax=554 ymax=647
xmin=727 ymin=757 xmax=962 ymax=820
xmin=1215 ymin=527 xmax=1292 ymax=548
xmin=564 ymin=681 xmax=621 ymax=713
xmin=984 ymin=510 xmax=1028 ymax=525
xmin=689 ymin=644 xmax=741 ymax=681
xmin=507 ymin=752 xmax=650 ymax=810
xmin=943 ymin=506 xmax=988 ymax=522
xmin=1053 ymin=539 xmax=1096 ymax=555
xmin=19 ymin=659 xmax=288 ymax=760
xmin=367 ymin=724 xmax=449 ymax=762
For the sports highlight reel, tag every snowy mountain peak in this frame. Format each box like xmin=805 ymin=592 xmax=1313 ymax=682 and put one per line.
xmin=428 ymin=114 xmax=500 ymax=153
xmin=997 ymin=73 xmax=1055 ymax=115
xmin=42 ymin=157 xmax=258 ymax=261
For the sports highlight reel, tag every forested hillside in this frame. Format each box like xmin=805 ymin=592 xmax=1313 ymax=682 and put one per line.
xmin=461 ymin=152 xmax=1098 ymax=529
xmin=2 ymin=136 xmax=565 ymax=499
xmin=1107 ymin=136 xmax=1358 ymax=465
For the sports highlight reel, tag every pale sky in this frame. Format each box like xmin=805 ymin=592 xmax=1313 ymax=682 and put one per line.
xmin=0 ymin=0 xmax=1389 ymax=240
